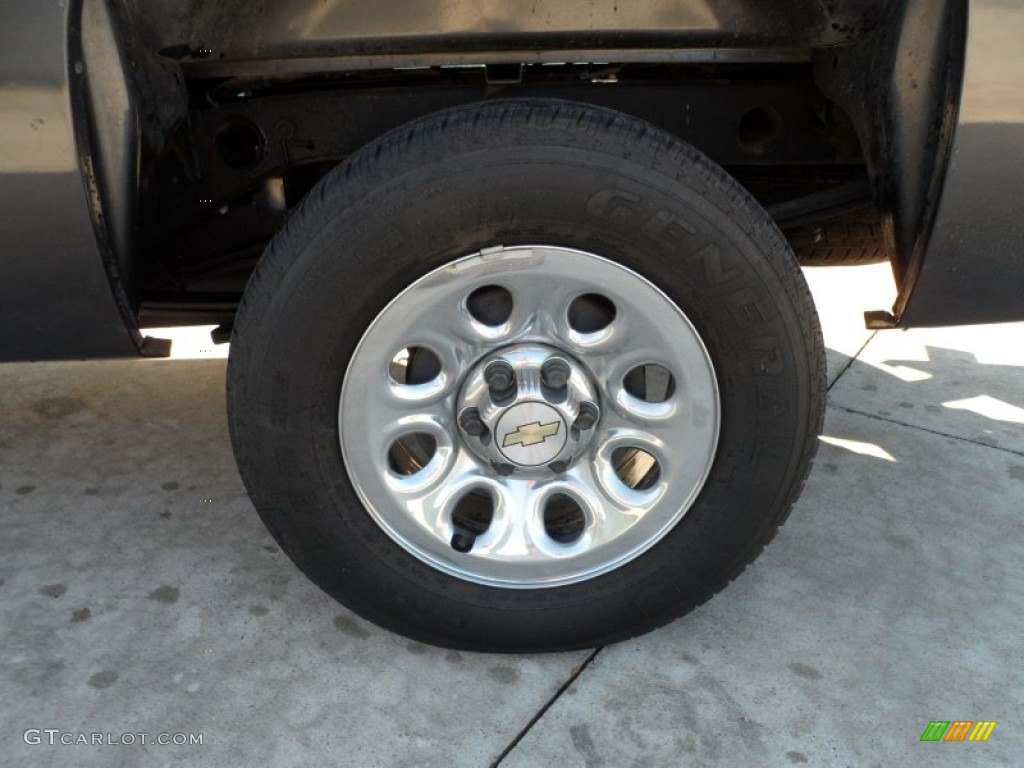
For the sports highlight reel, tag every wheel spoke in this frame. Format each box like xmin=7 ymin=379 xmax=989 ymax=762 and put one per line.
xmin=501 ymin=273 xmax=577 ymax=340
xmin=397 ymin=450 xmax=486 ymax=539
xmin=565 ymin=465 xmax=640 ymax=547
xmin=364 ymin=396 xmax=457 ymax=475
xmin=597 ymin=399 xmax=682 ymax=437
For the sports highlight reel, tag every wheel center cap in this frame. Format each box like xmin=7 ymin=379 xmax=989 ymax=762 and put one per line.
xmin=495 ymin=402 xmax=567 ymax=467
xmin=456 ymin=344 xmax=601 ymax=475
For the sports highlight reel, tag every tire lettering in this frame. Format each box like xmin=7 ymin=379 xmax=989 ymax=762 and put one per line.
xmin=687 ymin=243 xmax=741 ymax=286
xmin=747 ymin=336 xmax=785 ymax=376
xmin=757 ymin=387 xmax=788 ymax=423
xmin=586 ymin=191 xmax=744 ymax=294
xmin=726 ymin=288 xmax=769 ymax=325
xmin=640 ymin=210 xmax=697 ymax=242
xmin=585 ymin=188 xmax=641 ymax=224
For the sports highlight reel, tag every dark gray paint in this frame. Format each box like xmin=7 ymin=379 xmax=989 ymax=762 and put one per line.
xmin=900 ymin=0 xmax=1024 ymax=326
xmin=81 ymin=0 xmax=136 ymax=292
xmin=0 ymin=0 xmax=139 ymax=360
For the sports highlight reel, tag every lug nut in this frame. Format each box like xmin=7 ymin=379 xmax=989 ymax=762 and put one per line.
xmin=458 ymin=407 xmax=486 ymax=437
xmin=574 ymin=402 xmax=600 ymax=431
xmin=490 ymin=461 xmax=515 ymax=477
xmin=541 ymin=357 xmax=571 ymax=390
xmin=485 ymin=360 xmax=517 ymax=402
xmin=548 ymin=460 xmax=569 ymax=474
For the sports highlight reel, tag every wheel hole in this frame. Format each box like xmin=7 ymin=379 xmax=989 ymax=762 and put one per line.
xmin=387 ymin=433 xmax=437 ymax=476
xmin=568 ymin=293 xmax=616 ymax=333
xmin=611 ymin=447 xmax=661 ymax=491
xmin=389 ymin=347 xmax=441 ymax=385
xmin=623 ymin=364 xmax=676 ymax=403
xmin=451 ymin=491 xmax=495 ymax=552
xmin=466 ymin=285 xmax=514 ymax=326
xmin=543 ymin=494 xmax=587 ymax=544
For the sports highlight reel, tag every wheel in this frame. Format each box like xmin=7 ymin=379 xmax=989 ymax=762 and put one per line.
xmin=227 ymin=99 xmax=825 ymax=652
xmin=794 ymin=207 xmax=888 ymax=266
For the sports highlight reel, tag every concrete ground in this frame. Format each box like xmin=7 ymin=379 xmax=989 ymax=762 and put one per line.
xmin=1 ymin=264 xmax=1021 ymax=767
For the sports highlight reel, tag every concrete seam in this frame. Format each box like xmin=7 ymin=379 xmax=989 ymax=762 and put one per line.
xmin=490 ymin=648 xmax=602 ymax=767
xmin=826 ymin=330 xmax=878 ymax=392
xmin=827 ymin=403 xmax=1024 ymax=457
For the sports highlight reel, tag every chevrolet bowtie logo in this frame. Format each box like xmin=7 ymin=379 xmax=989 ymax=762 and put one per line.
xmin=503 ymin=420 xmax=561 ymax=448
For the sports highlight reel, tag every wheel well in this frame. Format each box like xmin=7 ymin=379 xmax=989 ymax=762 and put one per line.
xmin=135 ymin=60 xmax=876 ymax=327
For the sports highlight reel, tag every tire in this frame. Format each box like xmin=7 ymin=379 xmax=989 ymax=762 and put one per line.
xmin=227 ymin=99 xmax=826 ymax=652
xmin=794 ymin=208 xmax=888 ymax=266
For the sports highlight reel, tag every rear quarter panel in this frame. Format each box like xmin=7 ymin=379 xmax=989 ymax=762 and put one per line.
xmin=900 ymin=0 xmax=1024 ymax=326
xmin=0 ymin=0 xmax=140 ymax=361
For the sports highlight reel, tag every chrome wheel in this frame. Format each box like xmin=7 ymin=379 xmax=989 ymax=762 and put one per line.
xmin=340 ymin=245 xmax=720 ymax=588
